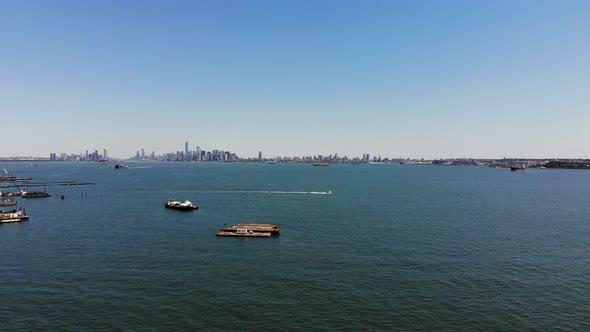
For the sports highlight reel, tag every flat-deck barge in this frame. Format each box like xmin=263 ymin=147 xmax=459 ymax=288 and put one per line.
xmin=216 ymin=231 xmax=272 ymax=237
xmin=221 ymin=223 xmax=281 ymax=234
xmin=217 ymin=223 xmax=281 ymax=237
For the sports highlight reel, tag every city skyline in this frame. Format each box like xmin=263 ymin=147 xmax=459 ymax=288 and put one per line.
xmin=1 ymin=1 xmax=590 ymax=159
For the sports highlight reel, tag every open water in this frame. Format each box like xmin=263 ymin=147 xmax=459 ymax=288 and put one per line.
xmin=1 ymin=162 xmax=589 ymax=331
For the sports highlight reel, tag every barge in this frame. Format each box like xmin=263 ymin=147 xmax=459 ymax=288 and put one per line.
xmin=221 ymin=223 xmax=281 ymax=234
xmin=216 ymin=229 xmax=272 ymax=237
xmin=217 ymin=223 xmax=280 ymax=237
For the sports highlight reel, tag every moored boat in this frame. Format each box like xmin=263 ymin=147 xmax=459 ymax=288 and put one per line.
xmin=0 ymin=209 xmax=29 ymax=224
xmin=0 ymin=190 xmax=27 ymax=197
xmin=164 ymin=200 xmax=198 ymax=210
xmin=0 ymin=169 xmax=16 ymax=181
xmin=22 ymin=191 xmax=51 ymax=198
xmin=0 ymin=175 xmax=17 ymax=181
xmin=0 ymin=197 xmax=17 ymax=206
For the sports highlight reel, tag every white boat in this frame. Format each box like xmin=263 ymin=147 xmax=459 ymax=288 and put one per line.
xmin=164 ymin=200 xmax=199 ymax=210
xmin=309 ymin=190 xmax=332 ymax=195
xmin=0 ymin=209 xmax=29 ymax=224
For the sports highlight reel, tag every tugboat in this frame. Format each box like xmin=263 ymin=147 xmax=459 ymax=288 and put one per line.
xmin=510 ymin=165 xmax=526 ymax=172
xmin=164 ymin=200 xmax=199 ymax=211
xmin=0 ymin=209 xmax=29 ymax=224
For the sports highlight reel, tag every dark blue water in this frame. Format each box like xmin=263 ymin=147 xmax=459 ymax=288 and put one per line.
xmin=1 ymin=162 xmax=589 ymax=331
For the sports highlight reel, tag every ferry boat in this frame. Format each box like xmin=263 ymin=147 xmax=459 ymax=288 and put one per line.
xmin=0 ymin=209 xmax=29 ymax=224
xmin=164 ymin=200 xmax=198 ymax=210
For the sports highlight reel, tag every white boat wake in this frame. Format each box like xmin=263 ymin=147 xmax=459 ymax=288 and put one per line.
xmin=192 ymin=190 xmax=332 ymax=195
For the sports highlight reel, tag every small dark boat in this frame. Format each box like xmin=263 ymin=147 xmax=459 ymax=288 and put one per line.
xmin=164 ymin=200 xmax=198 ymax=210
xmin=510 ymin=166 xmax=525 ymax=172
xmin=312 ymin=163 xmax=329 ymax=167
xmin=115 ymin=164 xmax=128 ymax=169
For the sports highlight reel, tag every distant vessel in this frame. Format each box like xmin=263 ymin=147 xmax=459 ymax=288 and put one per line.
xmin=114 ymin=164 xmax=128 ymax=169
xmin=312 ymin=163 xmax=329 ymax=167
xmin=22 ymin=191 xmax=51 ymax=198
xmin=0 ymin=197 xmax=17 ymax=206
xmin=0 ymin=169 xmax=16 ymax=181
xmin=217 ymin=223 xmax=280 ymax=237
xmin=164 ymin=200 xmax=198 ymax=210
xmin=510 ymin=166 xmax=525 ymax=172
xmin=0 ymin=209 xmax=29 ymax=224
xmin=0 ymin=190 xmax=27 ymax=197
xmin=309 ymin=190 xmax=332 ymax=195
xmin=0 ymin=175 xmax=16 ymax=181
xmin=216 ymin=229 xmax=272 ymax=237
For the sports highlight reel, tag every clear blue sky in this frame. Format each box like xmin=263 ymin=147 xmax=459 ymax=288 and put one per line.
xmin=1 ymin=0 xmax=589 ymax=159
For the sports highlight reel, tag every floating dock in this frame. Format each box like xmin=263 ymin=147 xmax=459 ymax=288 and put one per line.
xmin=217 ymin=223 xmax=281 ymax=237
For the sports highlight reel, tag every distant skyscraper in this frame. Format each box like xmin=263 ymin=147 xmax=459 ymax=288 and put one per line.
xmin=258 ymin=151 xmax=262 ymax=161
xmin=103 ymin=149 xmax=108 ymax=160
xmin=185 ymin=141 xmax=189 ymax=160
xmin=141 ymin=148 xmax=145 ymax=159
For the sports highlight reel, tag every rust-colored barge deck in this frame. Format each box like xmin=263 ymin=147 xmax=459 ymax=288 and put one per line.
xmin=216 ymin=231 xmax=272 ymax=237
xmin=217 ymin=223 xmax=281 ymax=237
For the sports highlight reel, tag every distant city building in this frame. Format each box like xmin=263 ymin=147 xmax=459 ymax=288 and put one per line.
xmin=258 ymin=151 xmax=262 ymax=161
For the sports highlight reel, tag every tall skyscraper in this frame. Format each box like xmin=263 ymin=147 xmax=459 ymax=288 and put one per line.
xmin=258 ymin=151 xmax=262 ymax=161
xmin=185 ymin=141 xmax=189 ymax=160
xmin=103 ymin=149 xmax=108 ymax=160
